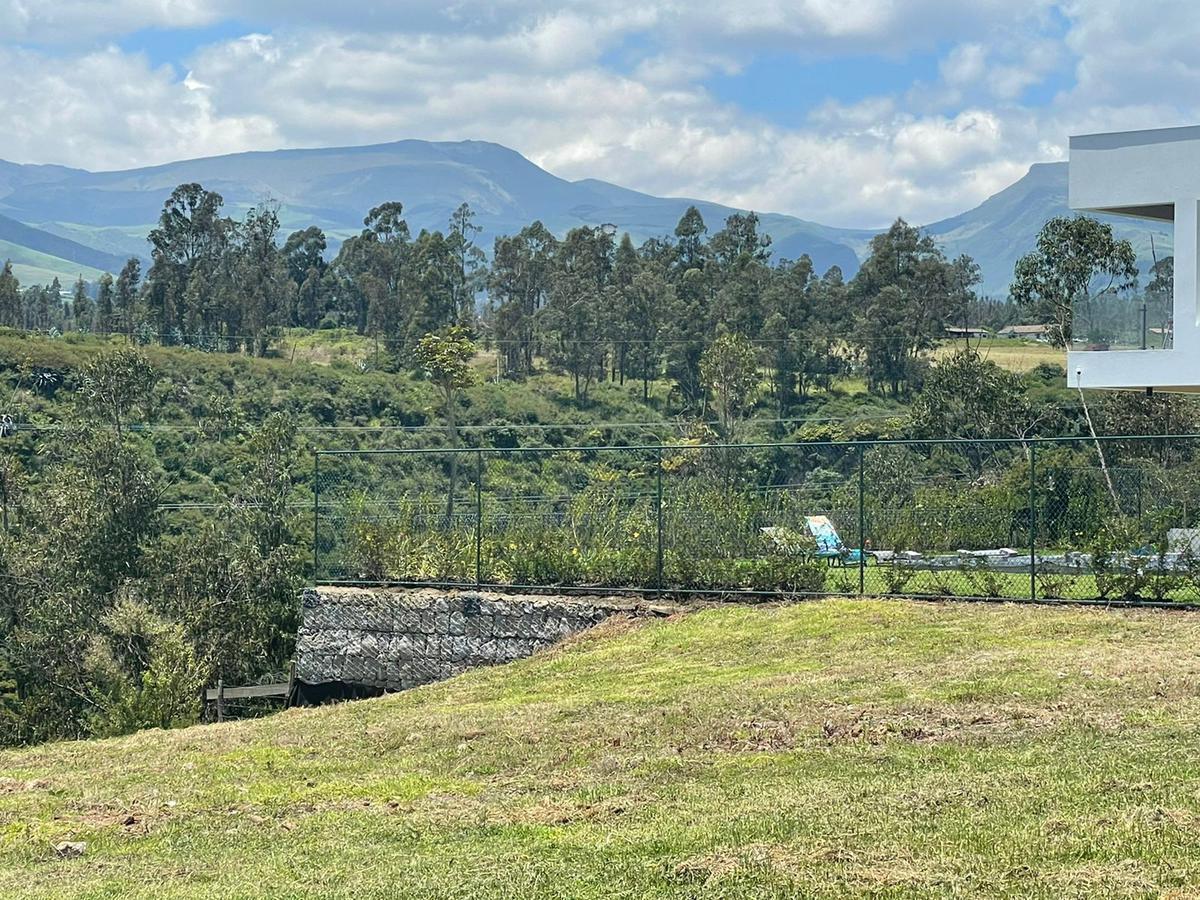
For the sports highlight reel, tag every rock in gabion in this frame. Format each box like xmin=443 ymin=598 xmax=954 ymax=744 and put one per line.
xmin=295 ymin=587 xmax=674 ymax=693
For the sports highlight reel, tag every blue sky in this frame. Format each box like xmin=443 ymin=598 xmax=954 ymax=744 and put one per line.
xmin=118 ymin=21 xmax=254 ymax=71
xmin=0 ymin=1 xmax=1196 ymax=227
xmin=705 ymin=51 xmax=947 ymax=126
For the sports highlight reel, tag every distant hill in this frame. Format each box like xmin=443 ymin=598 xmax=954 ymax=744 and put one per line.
xmin=0 ymin=212 xmax=128 ymax=273
xmin=926 ymin=162 xmax=1173 ymax=295
xmin=0 ymin=141 xmax=1176 ymax=295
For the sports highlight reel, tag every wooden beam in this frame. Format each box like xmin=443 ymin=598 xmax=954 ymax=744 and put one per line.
xmin=205 ymin=682 xmax=290 ymax=702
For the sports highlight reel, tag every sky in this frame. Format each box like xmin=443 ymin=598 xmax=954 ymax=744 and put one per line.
xmin=0 ymin=1 xmax=1196 ymax=228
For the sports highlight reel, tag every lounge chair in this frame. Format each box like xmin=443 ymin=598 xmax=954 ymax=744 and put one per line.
xmin=805 ymin=515 xmax=867 ymax=567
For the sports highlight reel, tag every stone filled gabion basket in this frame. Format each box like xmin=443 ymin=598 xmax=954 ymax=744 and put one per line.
xmin=295 ymin=586 xmax=674 ymax=693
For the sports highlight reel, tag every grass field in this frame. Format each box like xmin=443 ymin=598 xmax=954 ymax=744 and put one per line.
xmin=934 ymin=338 xmax=1065 ymax=373
xmin=4 ymin=598 xmax=1200 ymax=898
xmin=0 ymin=238 xmax=107 ymax=288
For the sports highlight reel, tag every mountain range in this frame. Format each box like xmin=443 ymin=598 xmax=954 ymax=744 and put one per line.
xmin=0 ymin=140 xmax=1175 ymax=297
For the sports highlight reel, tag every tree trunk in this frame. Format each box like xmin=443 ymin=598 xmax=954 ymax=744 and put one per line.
xmin=445 ymin=393 xmax=458 ymax=527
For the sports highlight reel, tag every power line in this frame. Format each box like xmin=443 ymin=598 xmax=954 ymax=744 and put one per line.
xmin=0 ymin=407 xmax=1120 ymax=443
xmin=1 ymin=412 xmax=915 ymax=435
xmin=2 ymin=324 xmax=1074 ymax=349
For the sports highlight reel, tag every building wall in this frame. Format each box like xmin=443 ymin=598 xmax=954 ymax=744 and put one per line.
xmin=295 ymin=586 xmax=676 ymax=695
xmin=1068 ymin=126 xmax=1200 ymax=391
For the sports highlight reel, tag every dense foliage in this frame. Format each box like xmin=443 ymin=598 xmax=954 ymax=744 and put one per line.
xmin=0 ymin=350 xmax=303 ymax=744
xmin=0 ymin=185 xmax=1194 ymax=748
xmin=0 ymin=182 xmax=1013 ymax=405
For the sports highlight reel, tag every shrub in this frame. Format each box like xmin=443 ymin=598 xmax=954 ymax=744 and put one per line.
xmin=1089 ymin=517 xmax=1147 ymax=600
xmin=959 ymin=559 xmax=1005 ymax=599
xmin=87 ymin=598 xmax=206 ymax=737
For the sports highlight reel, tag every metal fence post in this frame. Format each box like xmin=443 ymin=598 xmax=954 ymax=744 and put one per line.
xmin=656 ymin=447 xmax=664 ymax=596
xmin=475 ymin=449 xmax=484 ymax=589
xmin=1029 ymin=442 xmax=1037 ymax=602
xmin=312 ymin=451 xmax=320 ymax=582
xmin=857 ymin=443 xmax=866 ymax=597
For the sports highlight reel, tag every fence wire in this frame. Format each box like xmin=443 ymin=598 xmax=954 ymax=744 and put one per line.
xmin=313 ymin=436 xmax=1200 ymax=604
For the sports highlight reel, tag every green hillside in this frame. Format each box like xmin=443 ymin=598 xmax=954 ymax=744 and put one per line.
xmin=0 ymin=239 xmax=105 ymax=286
xmin=32 ymin=221 xmax=149 ymax=261
xmin=3 ymin=598 xmax=1200 ymax=898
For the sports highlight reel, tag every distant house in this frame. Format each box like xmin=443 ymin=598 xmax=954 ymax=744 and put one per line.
xmin=998 ymin=324 xmax=1052 ymax=340
xmin=944 ymin=326 xmax=990 ymax=339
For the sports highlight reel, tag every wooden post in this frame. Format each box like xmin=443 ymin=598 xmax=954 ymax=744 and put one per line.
xmin=285 ymin=661 xmax=296 ymax=709
xmin=216 ymin=678 xmax=225 ymax=723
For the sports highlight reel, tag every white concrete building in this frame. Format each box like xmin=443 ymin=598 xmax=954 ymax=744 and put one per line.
xmin=1069 ymin=125 xmax=1200 ymax=392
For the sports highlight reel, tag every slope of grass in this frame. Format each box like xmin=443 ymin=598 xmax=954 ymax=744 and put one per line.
xmin=0 ymin=238 xmax=106 ymax=287
xmin=935 ymin=338 xmax=1065 ymax=373
xmin=32 ymin=221 xmax=150 ymax=261
xmin=4 ymin=598 xmax=1200 ymax=898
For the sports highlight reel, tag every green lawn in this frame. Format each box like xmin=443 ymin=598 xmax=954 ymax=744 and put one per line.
xmin=4 ymin=598 xmax=1200 ymax=897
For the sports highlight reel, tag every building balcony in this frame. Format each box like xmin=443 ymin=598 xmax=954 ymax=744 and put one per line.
xmin=1069 ymin=125 xmax=1200 ymax=392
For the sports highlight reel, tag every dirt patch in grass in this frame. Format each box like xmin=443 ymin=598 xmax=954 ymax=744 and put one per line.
xmin=815 ymin=703 xmax=1099 ymax=746
xmin=671 ymin=843 xmax=811 ymax=885
xmin=0 ymin=778 xmax=52 ymax=795
xmin=695 ymin=696 xmax=1126 ymax=754
xmin=536 ymin=612 xmax=653 ymax=657
xmin=515 ymin=794 xmax=638 ymax=826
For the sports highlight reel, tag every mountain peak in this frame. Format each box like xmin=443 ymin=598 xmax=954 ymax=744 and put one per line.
xmin=0 ymin=141 xmax=1171 ymax=294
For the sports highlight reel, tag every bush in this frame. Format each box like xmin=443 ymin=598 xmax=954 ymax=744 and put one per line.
xmin=1089 ymin=517 xmax=1147 ymax=600
xmin=959 ymin=559 xmax=1005 ymax=599
xmin=87 ymin=598 xmax=206 ymax=737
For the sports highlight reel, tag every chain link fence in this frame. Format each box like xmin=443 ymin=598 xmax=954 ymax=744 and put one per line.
xmin=313 ymin=435 xmax=1200 ymax=603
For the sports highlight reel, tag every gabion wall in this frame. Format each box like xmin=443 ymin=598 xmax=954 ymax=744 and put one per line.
xmin=295 ymin=586 xmax=673 ymax=693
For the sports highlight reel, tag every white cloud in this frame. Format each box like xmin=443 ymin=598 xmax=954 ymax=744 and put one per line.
xmin=0 ymin=0 xmax=219 ymax=42
xmin=940 ymin=44 xmax=988 ymax=87
xmin=0 ymin=0 xmax=1199 ymax=229
xmin=0 ymin=45 xmax=278 ymax=171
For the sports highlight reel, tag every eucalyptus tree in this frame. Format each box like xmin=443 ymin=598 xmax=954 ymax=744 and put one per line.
xmin=283 ymin=226 xmax=328 ymax=328
xmin=700 ymin=331 xmax=760 ymax=443
xmin=709 ymin=212 xmax=772 ymax=337
xmin=666 ymin=206 xmax=711 ymax=407
xmin=229 ymin=204 xmax=291 ymax=355
xmin=489 ymin=221 xmax=556 ymax=376
xmin=627 ymin=261 xmax=671 ymax=401
xmin=850 ymin=219 xmax=973 ymax=397
xmin=145 ymin=183 xmax=234 ymax=338
xmin=411 ymin=229 xmax=461 ymax=340
xmin=542 ymin=225 xmax=613 ymax=401
xmin=448 ymin=203 xmax=485 ymax=326
xmin=95 ymin=273 xmax=114 ymax=334
xmin=0 ymin=261 xmax=19 ymax=328
xmin=114 ymin=258 xmax=141 ymax=336
xmin=71 ymin=278 xmax=92 ymax=333
xmin=1010 ymin=215 xmax=1138 ymax=347
xmin=413 ymin=327 xmax=477 ymax=523
xmin=760 ymin=254 xmax=832 ymax=411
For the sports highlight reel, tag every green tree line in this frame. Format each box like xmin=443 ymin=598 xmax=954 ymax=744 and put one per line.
xmin=0 ymin=183 xmax=986 ymax=404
